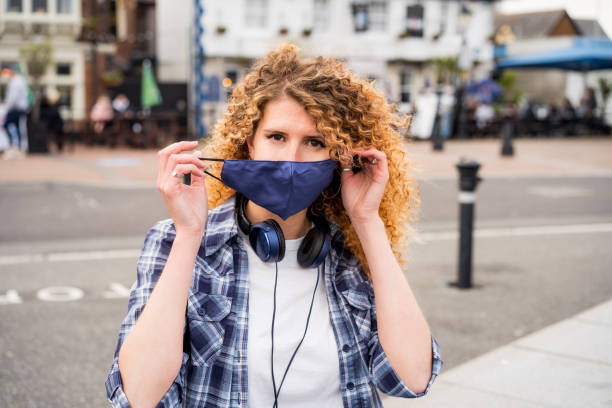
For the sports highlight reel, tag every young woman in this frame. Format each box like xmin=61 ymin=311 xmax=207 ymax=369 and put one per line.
xmin=106 ymin=44 xmax=442 ymax=408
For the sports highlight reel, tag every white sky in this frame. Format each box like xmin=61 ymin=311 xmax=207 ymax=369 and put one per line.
xmin=496 ymin=0 xmax=612 ymax=38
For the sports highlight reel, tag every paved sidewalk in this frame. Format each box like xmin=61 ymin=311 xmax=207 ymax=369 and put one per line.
xmin=0 ymin=138 xmax=611 ymax=186
xmin=383 ymin=298 xmax=612 ymax=407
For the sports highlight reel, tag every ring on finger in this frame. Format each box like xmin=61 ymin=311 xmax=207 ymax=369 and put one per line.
xmin=342 ymin=168 xmax=352 ymax=172
xmin=370 ymin=158 xmax=378 ymax=165
xmin=172 ymin=170 xmax=181 ymax=178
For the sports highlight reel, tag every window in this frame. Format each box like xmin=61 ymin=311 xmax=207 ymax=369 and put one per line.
xmin=439 ymin=1 xmax=448 ymax=37
xmin=32 ymin=0 xmax=48 ymax=13
xmin=400 ymin=69 xmax=411 ymax=103
xmin=405 ymin=4 xmax=424 ymax=37
xmin=352 ymin=1 xmax=387 ymax=33
xmin=56 ymin=86 xmax=72 ymax=108
xmin=352 ymin=4 xmax=369 ymax=32
xmin=368 ymin=1 xmax=387 ymax=32
xmin=6 ymin=0 xmax=22 ymax=12
xmin=245 ymin=0 xmax=267 ymax=29
xmin=57 ymin=0 xmax=72 ymax=14
xmin=313 ymin=0 xmax=329 ymax=32
xmin=56 ymin=63 xmax=71 ymax=76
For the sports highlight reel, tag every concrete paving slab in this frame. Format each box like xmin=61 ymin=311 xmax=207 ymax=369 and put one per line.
xmin=574 ymin=300 xmax=612 ymax=326
xmin=383 ymin=382 xmax=547 ymax=408
xmin=515 ymin=318 xmax=612 ymax=366
xmin=382 ymin=298 xmax=612 ymax=408
xmin=439 ymin=346 xmax=612 ymax=407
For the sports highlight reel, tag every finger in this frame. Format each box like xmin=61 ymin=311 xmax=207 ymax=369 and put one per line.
xmin=168 ymin=153 xmax=208 ymax=172
xmin=157 ymin=140 xmax=199 ymax=172
xmin=172 ymin=163 xmax=205 ymax=179
xmin=352 ymin=148 xmax=386 ymax=166
xmin=340 ymin=166 xmax=353 ymax=183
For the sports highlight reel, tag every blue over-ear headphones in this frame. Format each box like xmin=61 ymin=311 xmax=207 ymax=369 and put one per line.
xmin=235 ymin=193 xmax=331 ymax=268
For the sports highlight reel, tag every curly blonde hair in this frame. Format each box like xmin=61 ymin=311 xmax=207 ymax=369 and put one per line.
xmin=202 ymin=43 xmax=421 ymax=277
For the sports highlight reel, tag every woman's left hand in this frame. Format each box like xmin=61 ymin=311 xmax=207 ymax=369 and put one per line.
xmin=340 ymin=147 xmax=389 ymax=224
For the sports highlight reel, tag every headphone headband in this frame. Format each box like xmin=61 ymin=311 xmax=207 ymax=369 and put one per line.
xmin=234 ymin=193 xmax=330 ymax=268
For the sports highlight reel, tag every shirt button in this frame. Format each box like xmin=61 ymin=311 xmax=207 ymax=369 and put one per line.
xmin=347 ymin=382 xmax=355 ymax=390
xmin=342 ymin=344 xmax=350 ymax=352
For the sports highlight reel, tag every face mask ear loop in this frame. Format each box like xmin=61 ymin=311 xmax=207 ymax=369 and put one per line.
xmin=198 ymin=157 xmax=225 ymax=183
xmin=321 ymin=170 xmax=342 ymax=200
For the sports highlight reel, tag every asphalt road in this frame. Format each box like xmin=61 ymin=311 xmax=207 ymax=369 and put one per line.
xmin=1 ymin=175 xmax=611 ymax=407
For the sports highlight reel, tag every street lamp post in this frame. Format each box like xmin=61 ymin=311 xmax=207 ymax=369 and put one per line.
xmin=431 ymin=84 xmax=444 ymax=151
xmin=194 ymin=0 xmax=206 ymax=139
xmin=456 ymin=4 xmax=472 ymax=140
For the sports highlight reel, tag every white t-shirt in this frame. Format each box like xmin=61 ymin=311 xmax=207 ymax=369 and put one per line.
xmin=244 ymin=231 xmax=343 ymax=407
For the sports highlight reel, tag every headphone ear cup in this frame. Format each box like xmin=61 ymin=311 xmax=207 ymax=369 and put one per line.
xmin=297 ymin=218 xmax=331 ymax=268
xmin=249 ymin=219 xmax=286 ymax=263
xmin=267 ymin=219 xmax=286 ymax=261
xmin=235 ymin=193 xmax=251 ymax=236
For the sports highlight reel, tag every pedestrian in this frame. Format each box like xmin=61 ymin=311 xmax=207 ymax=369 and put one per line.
xmin=106 ymin=44 xmax=442 ymax=408
xmin=2 ymin=64 xmax=29 ymax=159
xmin=40 ymin=87 xmax=65 ymax=152
xmin=439 ymin=84 xmax=455 ymax=139
xmin=90 ymin=94 xmax=114 ymax=134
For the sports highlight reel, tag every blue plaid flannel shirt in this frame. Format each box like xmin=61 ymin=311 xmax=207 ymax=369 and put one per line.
xmin=105 ymin=195 xmax=443 ymax=407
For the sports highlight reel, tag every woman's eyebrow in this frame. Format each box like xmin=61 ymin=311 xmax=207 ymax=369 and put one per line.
xmin=262 ymin=129 xmax=323 ymax=138
xmin=262 ymin=129 xmax=288 ymax=135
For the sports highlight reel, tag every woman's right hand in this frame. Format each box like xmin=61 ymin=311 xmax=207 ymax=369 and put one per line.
xmin=156 ymin=140 xmax=209 ymax=237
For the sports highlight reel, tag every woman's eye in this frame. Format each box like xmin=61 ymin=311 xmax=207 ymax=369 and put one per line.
xmin=307 ymin=139 xmax=326 ymax=148
xmin=267 ymin=133 xmax=285 ymax=141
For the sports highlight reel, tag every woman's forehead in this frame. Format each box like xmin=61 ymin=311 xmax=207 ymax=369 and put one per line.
xmin=259 ymin=97 xmax=320 ymax=134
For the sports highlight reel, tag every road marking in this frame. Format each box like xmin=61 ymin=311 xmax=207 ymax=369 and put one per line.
xmin=103 ymin=282 xmax=131 ymax=299
xmin=97 ymin=157 xmax=143 ymax=167
xmin=414 ymin=223 xmax=612 ymax=243
xmin=0 ymin=249 xmax=140 ymax=266
xmin=0 ymin=290 xmax=23 ymax=305
xmin=0 ymin=223 xmax=611 ymax=266
xmin=37 ymin=286 xmax=84 ymax=302
xmin=47 ymin=249 xmax=140 ymax=262
xmin=528 ymin=186 xmax=591 ymax=198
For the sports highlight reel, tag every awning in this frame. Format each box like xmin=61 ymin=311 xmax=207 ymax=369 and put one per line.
xmin=496 ymin=37 xmax=612 ymax=71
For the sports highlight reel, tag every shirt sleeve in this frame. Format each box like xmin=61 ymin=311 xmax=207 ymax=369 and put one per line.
xmin=4 ymin=79 xmax=18 ymax=110
xmin=105 ymin=220 xmax=190 ymax=407
xmin=366 ymin=281 xmax=443 ymax=398
xmin=368 ymin=332 xmax=443 ymax=398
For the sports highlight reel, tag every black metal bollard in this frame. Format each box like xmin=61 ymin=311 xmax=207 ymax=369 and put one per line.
xmin=431 ymin=86 xmax=444 ymax=151
xmin=500 ymin=116 xmax=514 ymax=156
xmin=449 ymin=158 xmax=482 ymax=289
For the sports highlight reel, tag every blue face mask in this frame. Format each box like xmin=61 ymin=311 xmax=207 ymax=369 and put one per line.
xmin=200 ymin=158 xmax=336 ymax=220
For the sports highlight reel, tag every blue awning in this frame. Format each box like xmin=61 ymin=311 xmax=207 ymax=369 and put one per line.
xmin=496 ymin=37 xmax=612 ymax=71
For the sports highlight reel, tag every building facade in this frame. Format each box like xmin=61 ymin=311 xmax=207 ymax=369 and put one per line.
xmin=191 ymin=0 xmax=495 ymax=137
xmin=494 ymin=9 xmax=610 ymax=108
xmin=0 ymin=0 xmax=86 ymax=119
xmin=0 ymin=0 xmax=159 ymax=122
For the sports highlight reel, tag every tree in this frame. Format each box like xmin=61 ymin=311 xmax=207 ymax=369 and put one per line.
xmin=597 ymin=77 xmax=611 ymax=122
xmin=497 ymin=70 xmax=522 ymax=104
xmin=20 ymin=42 xmax=53 ymax=121
xmin=431 ymin=56 xmax=458 ymax=85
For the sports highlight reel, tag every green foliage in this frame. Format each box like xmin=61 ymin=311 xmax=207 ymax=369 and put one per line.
xmin=597 ymin=77 xmax=611 ymax=120
xmin=598 ymin=77 xmax=611 ymax=101
xmin=497 ymin=70 xmax=522 ymax=104
xmin=19 ymin=42 xmax=52 ymax=82
xmin=430 ymin=56 xmax=458 ymax=84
